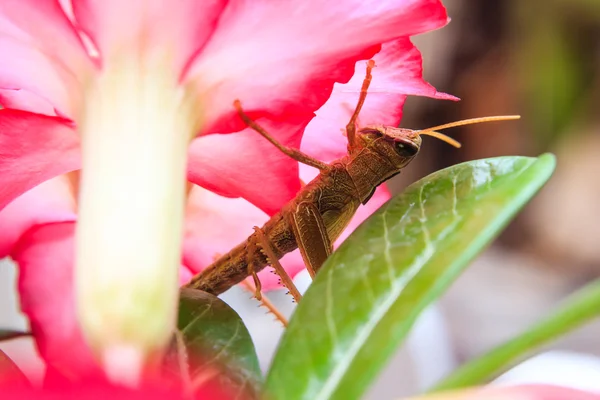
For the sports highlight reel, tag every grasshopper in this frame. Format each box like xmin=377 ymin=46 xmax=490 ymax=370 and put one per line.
xmin=185 ymin=60 xmax=519 ymax=301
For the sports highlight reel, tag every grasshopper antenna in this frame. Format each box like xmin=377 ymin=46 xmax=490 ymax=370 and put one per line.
xmin=417 ymin=115 xmax=521 ymax=148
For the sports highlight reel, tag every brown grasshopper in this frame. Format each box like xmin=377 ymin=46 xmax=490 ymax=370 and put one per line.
xmin=185 ymin=60 xmax=519 ymax=301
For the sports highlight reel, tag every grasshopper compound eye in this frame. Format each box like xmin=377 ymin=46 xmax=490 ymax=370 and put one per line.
xmin=394 ymin=140 xmax=419 ymax=157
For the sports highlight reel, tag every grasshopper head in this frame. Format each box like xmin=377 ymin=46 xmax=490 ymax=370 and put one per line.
xmin=357 ymin=125 xmax=422 ymax=168
xmin=356 ymin=116 xmax=520 ymax=170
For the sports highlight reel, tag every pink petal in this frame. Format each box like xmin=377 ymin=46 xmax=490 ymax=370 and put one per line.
xmin=179 ymin=265 xmax=194 ymax=286
xmin=11 ymin=221 xmax=101 ymax=378
xmin=187 ymin=117 xmax=307 ymax=215
xmin=302 ymin=38 xmax=459 ymax=162
xmin=416 ymin=385 xmax=600 ymax=400
xmin=0 ymin=350 xmax=30 ymax=388
xmin=182 ymin=186 xmax=270 ymax=275
xmin=1 ymin=376 xmax=243 ymax=400
xmin=0 ymin=0 xmax=94 ymax=116
xmin=185 ymin=0 xmax=449 ymax=134
xmin=72 ymin=0 xmax=227 ymax=73
xmin=6 ymin=183 xmax=233 ymax=375
xmin=0 ymin=89 xmax=58 ymax=116
xmin=0 ymin=176 xmax=76 ymax=257
xmin=0 ymin=110 xmax=81 ymax=212
xmin=494 ymin=385 xmax=600 ymax=400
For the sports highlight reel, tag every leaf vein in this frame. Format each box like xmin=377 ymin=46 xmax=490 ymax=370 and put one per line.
xmin=325 ymin=267 xmax=339 ymax=345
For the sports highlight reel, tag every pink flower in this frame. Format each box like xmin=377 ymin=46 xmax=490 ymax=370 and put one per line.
xmin=0 ymin=0 xmax=455 ymax=381
xmin=2 ymin=377 xmax=598 ymax=400
xmin=0 ymin=367 xmax=247 ymax=400
xmin=408 ymin=385 xmax=600 ymax=400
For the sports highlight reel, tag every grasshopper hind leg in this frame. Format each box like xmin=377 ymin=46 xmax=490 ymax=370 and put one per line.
xmin=245 ymin=234 xmax=263 ymax=300
xmin=252 ymin=226 xmax=302 ymax=303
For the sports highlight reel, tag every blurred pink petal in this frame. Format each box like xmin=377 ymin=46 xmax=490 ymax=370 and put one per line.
xmin=0 ymin=177 xmax=76 ymax=257
xmin=0 ymin=88 xmax=57 ymax=116
xmin=12 ymin=221 xmax=100 ymax=378
xmin=1 ymin=373 xmax=242 ymax=400
xmin=182 ymin=186 xmax=293 ymax=291
xmin=187 ymin=117 xmax=307 ymax=216
xmin=183 ymin=186 xmax=269 ymax=276
xmin=0 ymin=0 xmax=94 ymax=116
xmin=0 ymin=0 xmax=451 ymax=217
xmin=71 ymin=0 xmax=227 ymax=73
xmin=410 ymin=385 xmax=600 ymax=400
xmin=185 ymin=0 xmax=450 ymax=134
xmin=0 ymin=349 xmax=30 ymax=389
xmin=0 ymin=110 xmax=80 ymax=211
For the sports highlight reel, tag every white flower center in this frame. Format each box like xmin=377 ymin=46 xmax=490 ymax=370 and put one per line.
xmin=74 ymin=56 xmax=200 ymax=371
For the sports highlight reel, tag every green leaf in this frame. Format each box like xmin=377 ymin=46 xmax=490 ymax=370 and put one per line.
xmin=0 ymin=330 xmax=30 ymax=342
xmin=164 ymin=288 xmax=261 ymax=398
xmin=265 ymin=154 xmax=556 ymax=400
xmin=431 ymin=277 xmax=600 ymax=392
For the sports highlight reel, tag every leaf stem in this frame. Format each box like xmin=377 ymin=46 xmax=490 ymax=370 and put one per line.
xmin=430 ymin=278 xmax=600 ymax=392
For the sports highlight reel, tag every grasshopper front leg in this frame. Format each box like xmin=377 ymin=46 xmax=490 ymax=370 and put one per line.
xmin=234 ymin=100 xmax=329 ymax=171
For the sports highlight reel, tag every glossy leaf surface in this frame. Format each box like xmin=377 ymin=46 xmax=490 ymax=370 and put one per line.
xmin=164 ymin=288 xmax=261 ymax=398
xmin=265 ymin=155 xmax=556 ymax=400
